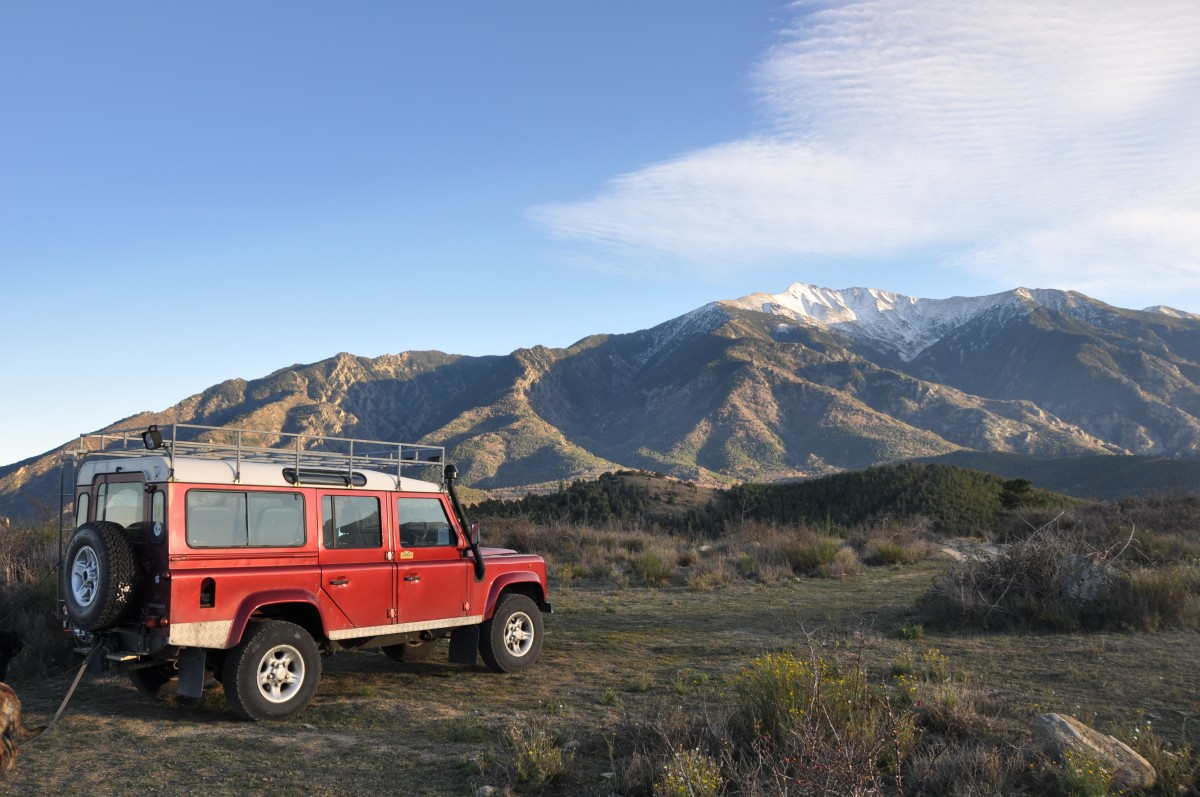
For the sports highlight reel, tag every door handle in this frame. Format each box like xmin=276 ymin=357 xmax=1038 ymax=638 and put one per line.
xmin=328 ymin=577 xmax=349 ymax=586
xmin=404 ymin=574 xmax=421 ymax=582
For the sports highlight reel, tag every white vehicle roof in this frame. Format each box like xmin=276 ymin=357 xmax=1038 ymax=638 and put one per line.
xmin=76 ymin=455 xmax=442 ymax=493
xmin=69 ymin=424 xmax=448 ymax=493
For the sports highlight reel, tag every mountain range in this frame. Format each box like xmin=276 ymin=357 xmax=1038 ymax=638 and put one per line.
xmin=4 ymin=282 xmax=1200 ymax=520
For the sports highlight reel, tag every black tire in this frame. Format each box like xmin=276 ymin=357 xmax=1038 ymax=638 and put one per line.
xmin=129 ymin=664 xmax=177 ymax=700
xmin=381 ymin=639 xmax=438 ymax=663
xmin=64 ymin=521 xmax=140 ymax=631
xmin=479 ymin=593 xmax=543 ymax=674
xmin=222 ymin=621 xmax=321 ymax=722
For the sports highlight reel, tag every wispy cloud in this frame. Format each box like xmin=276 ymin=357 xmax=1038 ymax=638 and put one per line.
xmin=533 ymin=0 xmax=1200 ymax=296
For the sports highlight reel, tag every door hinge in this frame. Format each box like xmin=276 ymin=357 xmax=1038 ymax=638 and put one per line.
xmin=387 ymin=608 xmax=397 ymax=618
xmin=463 ymin=601 xmax=471 ymax=611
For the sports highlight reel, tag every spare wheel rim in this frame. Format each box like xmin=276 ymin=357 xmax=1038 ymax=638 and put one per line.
xmin=71 ymin=546 xmax=99 ymax=608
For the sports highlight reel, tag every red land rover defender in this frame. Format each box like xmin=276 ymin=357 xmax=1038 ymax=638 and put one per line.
xmin=60 ymin=424 xmax=550 ymax=721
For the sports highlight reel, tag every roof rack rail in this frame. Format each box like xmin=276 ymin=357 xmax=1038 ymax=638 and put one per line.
xmin=66 ymin=423 xmax=447 ymax=484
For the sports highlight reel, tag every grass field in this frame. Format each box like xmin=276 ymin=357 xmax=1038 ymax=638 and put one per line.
xmin=4 ymin=557 xmax=1197 ymax=796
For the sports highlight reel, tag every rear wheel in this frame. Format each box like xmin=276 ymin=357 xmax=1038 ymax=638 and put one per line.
xmin=64 ymin=521 xmax=140 ymax=631
xmin=222 ymin=621 xmax=321 ymax=721
xmin=479 ymin=593 xmax=543 ymax=673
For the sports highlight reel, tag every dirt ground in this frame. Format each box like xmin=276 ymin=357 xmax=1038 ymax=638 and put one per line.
xmin=3 ymin=561 xmax=1197 ymax=796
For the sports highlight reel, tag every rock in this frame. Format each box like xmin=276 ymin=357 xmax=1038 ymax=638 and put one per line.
xmin=563 ymin=739 xmax=581 ymax=753
xmin=1032 ymin=713 xmax=1156 ymax=792
xmin=474 ymin=787 xmax=497 ymax=797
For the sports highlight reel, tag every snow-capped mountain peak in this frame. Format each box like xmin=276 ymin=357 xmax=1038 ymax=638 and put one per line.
xmin=722 ymin=283 xmax=1055 ymax=360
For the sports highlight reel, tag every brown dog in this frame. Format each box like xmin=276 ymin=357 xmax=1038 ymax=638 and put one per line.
xmin=0 ymin=682 xmax=45 ymax=775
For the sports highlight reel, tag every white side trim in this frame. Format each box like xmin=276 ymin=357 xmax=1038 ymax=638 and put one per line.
xmin=327 ymin=615 xmax=483 ymax=641
xmin=169 ymin=620 xmax=234 ymax=648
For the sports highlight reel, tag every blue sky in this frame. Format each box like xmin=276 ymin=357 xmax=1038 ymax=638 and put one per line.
xmin=3 ymin=1 xmax=1199 ymax=465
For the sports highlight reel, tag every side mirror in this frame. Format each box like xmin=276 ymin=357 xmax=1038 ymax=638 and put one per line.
xmin=142 ymin=425 xmax=163 ymax=450
xmin=469 ymin=521 xmax=479 ymax=546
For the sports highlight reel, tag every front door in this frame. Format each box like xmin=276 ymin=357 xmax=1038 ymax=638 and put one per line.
xmin=395 ymin=496 xmax=471 ymax=625
xmin=318 ymin=492 xmax=395 ymax=632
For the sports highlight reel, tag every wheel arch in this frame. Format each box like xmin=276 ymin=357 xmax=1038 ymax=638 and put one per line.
xmin=483 ymin=573 xmax=547 ymax=620
xmin=227 ymin=590 xmax=325 ymax=647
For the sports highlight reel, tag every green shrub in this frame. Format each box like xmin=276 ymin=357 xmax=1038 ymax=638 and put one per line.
xmin=493 ymin=722 xmax=572 ymax=792
xmin=1120 ymin=719 xmax=1200 ymax=796
xmin=733 ymin=553 xmax=759 ymax=579
xmin=783 ymin=535 xmax=842 ymax=575
xmin=1046 ymin=748 xmax=1113 ymax=797
xmin=1113 ymin=565 xmax=1200 ymax=631
xmin=825 ymin=546 xmax=864 ymax=577
xmin=654 ymin=748 xmax=722 ymax=797
xmin=727 ymin=649 xmax=919 ymax=793
xmin=630 ymin=551 xmax=672 ymax=586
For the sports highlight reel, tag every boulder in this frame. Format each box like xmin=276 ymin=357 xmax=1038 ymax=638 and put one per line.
xmin=1033 ymin=712 xmax=1155 ymax=792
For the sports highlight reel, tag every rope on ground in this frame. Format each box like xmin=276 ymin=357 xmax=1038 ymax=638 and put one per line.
xmin=21 ymin=642 xmax=100 ymax=745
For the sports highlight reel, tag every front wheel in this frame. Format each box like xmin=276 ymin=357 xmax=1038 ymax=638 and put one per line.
xmin=479 ymin=593 xmax=543 ymax=673
xmin=222 ymin=621 xmax=321 ymax=721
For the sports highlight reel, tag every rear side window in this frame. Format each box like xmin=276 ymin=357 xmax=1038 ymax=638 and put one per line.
xmin=75 ymin=493 xmax=90 ymax=528
xmin=322 ymin=495 xmax=382 ymax=549
xmin=398 ymin=497 xmax=455 ymax=548
xmin=186 ymin=490 xmax=306 ymax=548
xmin=97 ymin=481 xmax=143 ymax=527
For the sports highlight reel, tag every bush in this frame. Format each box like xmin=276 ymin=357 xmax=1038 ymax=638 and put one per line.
xmin=488 ymin=721 xmax=572 ymax=793
xmin=783 ymin=534 xmax=843 ymax=576
xmin=862 ymin=537 xmax=933 ymax=567
xmin=1113 ymin=565 xmax=1200 ymax=631
xmin=826 ymin=546 xmax=865 ymax=577
xmin=924 ymin=518 xmax=1200 ymax=631
xmin=630 ymin=551 xmax=673 ymax=586
xmin=727 ymin=648 xmax=919 ymax=795
xmin=1120 ymin=718 xmax=1200 ymax=796
xmin=654 ymin=748 xmax=723 ymax=797
xmin=0 ymin=522 xmax=74 ymax=678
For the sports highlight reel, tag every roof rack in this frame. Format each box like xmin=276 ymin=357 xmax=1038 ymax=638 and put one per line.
xmin=67 ymin=423 xmax=447 ymax=484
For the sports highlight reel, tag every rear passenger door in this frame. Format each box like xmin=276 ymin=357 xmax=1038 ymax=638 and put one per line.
xmin=395 ymin=496 xmax=471 ymax=625
xmin=318 ymin=492 xmax=395 ymax=633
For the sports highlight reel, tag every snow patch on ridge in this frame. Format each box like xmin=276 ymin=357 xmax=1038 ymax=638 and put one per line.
xmin=723 ymin=283 xmax=1019 ymax=360
xmin=635 ymin=302 xmax=730 ymax=366
xmin=1145 ymin=305 xmax=1200 ymax=320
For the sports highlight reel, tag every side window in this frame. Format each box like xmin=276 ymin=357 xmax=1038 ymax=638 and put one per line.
xmin=97 ymin=481 xmax=143 ymax=528
xmin=75 ymin=493 xmax=90 ymax=528
xmin=248 ymin=493 xmax=305 ymax=546
xmin=188 ymin=491 xmax=247 ymax=547
xmin=186 ymin=490 xmax=305 ymax=548
xmin=398 ymin=497 xmax=455 ymax=548
xmin=322 ymin=495 xmax=382 ymax=549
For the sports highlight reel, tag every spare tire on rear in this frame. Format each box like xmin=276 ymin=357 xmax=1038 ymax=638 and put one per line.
xmin=65 ymin=521 xmax=141 ymax=631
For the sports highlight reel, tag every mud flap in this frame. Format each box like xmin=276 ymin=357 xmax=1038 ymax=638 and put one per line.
xmin=176 ymin=648 xmax=207 ymax=699
xmin=449 ymin=626 xmax=479 ymax=666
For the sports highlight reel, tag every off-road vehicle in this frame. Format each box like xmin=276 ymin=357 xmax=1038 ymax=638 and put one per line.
xmin=59 ymin=424 xmax=550 ymax=721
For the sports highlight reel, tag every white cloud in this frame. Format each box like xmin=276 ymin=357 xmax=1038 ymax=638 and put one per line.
xmin=533 ymin=0 xmax=1200 ymax=296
